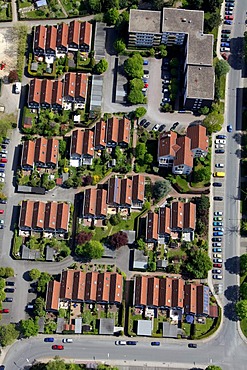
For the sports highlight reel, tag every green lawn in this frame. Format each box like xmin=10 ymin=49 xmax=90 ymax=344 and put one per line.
xmin=219 ymin=74 xmax=226 ymax=100
xmin=167 ymin=248 xmax=186 ymax=262
xmin=194 ymin=318 xmax=214 ymax=338
xmin=182 ymin=322 xmax=191 ymax=337
xmin=18 ymin=0 xmax=32 ymax=8
xmin=110 ymin=212 xmax=141 ymax=235
xmin=176 ymin=176 xmax=190 ymax=192
xmin=240 ymin=318 xmax=247 ymax=337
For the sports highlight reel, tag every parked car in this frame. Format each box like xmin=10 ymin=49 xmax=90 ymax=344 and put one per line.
xmin=0 ymin=199 xmax=6 ymax=204
xmin=0 ymin=309 xmax=9 ymax=313
xmin=214 ymin=217 xmax=223 ymax=221
xmin=0 ymin=210 xmax=4 ymax=214
xmin=153 ymin=124 xmax=160 ymax=131
xmin=143 ymin=60 xmax=149 ymax=65
xmin=213 ymin=182 xmax=222 ymax=187
xmin=144 ymin=83 xmax=149 ymax=88
xmin=188 ymin=344 xmax=197 ymax=348
xmin=151 ymin=342 xmax=160 ymax=346
xmin=0 ymin=173 xmax=5 ymax=178
xmin=212 ymin=243 xmax=222 ymax=247
xmin=221 ymin=42 xmax=230 ymax=47
xmin=213 ymin=275 xmax=223 ymax=280
xmin=162 ymin=97 xmax=171 ymax=103
xmin=225 ymin=11 xmax=233 ymax=15
xmin=215 ymin=149 xmax=225 ymax=154
xmin=143 ymin=121 xmax=151 ymax=128
xmin=212 ymin=269 xmax=222 ymax=274
xmin=0 ymin=150 xmax=7 ymax=154
xmin=221 ymin=52 xmax=228 ymax=61
xmin=213 ymin=263 xmax=222 ymax=268
xmin=227 ymin=124 xmax=233 ymax=132
xmin=115 ymin=341 xmax=126 ymax=345
xmin=52 ymin=345 xmax=64 ymax=350
xmin=214 ymin=211 xmax=223 ymax=216
xmin=3 ymin=297 xmax=13 ymax=302
xmin=213 ymin=258 xmax=223 ymax=263
xmin=212 ymin=237 xmax=222 ymax=242
xmin=4 ymin=288 xmax=14 ymax=293
xmin=225 ymin=15 xmax=234 ymax=20
xmin=213 ymin=227 xmax=224 ymax=231
xmin=6 ymin=281 xmax=15 ymax=286
xmin=139 ymin=119 xmax=147 ymax=126
xmin=222 ymin=29 xmax=231 ymax=34
xmin=213 ymin=248 xmax=222 ymax=252
xmin=142 ymin=78 xmax=148 ymax=83
xmin=213 ymin=254 xmax=222 ymax=258
xmin=215 ymin=163 xmax=224 ymax=168
xmin=62 ymin=338 xmax=73 ymax=343
xmin=163 ymin=79 xmax=170 ymax=84
xmin=224 ymin=20 xmax=233 ymax=25
xmin=215 ymin=139 xmax=226 ymax=144
xmin=215 ymin=144 xmax=224 ymax=148
xmin=214 ymin=197 xmax=223 ymax=201
xmin=2 ymin=138 xmax=10 ymax=144
xmin=44 ymin=338 xmax=54 ymax=342
xmin=213 ymin=222 xmax=223 ymax=226
xmin=213 ymin=231 xmax=223 ymax=236
xmin=144 ymin=69 xmax=149 ymax=75
xmin=220 ymin=46 xmax=231 ymax=51
xmin=1 ymin=145 xmax=6 ymax=149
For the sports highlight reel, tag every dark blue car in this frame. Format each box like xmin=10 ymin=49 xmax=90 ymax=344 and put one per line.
xmin=126 ymin=341 xmax=138 ymax=345
xmin=151 ymin=342 xmax=160 ymax=346
xmin=44 ymin=337 xmax=54 ymax=342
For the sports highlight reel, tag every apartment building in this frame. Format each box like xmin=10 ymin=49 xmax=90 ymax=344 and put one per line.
xmin=46 ymin=270 xmax=123 ymax=311
xmin=128 ymin=8 xmax=214 ymax=111
xmin=157 ymin=125 xmax=208 ymax=175
xmin=21 ymin=138 xmax=59 ymax=170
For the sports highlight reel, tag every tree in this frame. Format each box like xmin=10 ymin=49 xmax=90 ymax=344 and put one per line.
xmin=135 ymin=107 xmax=147 ymax=118
xmin=185 ymin=248 xmax=213 ymax=278
xmin=236 ymin=300 xmax=247 ymax=320
xmin=76 ymin=231 xmax=93 ymax=245
xmin=0 ymin=277 xmax=5 ymax=290
xmin=104 ymin=0 xmax=119 ymax=10
xmin=0 ymin=324 xmax=18 ymax=347
xmin=152 ymin=0 xmax=165 ymax=11
xmin=8 ymin=70 xmax=19 ymax=83
xmin=148 ymin=261 xmax=156 ymax=272
xmin=144 ymin=153 xmax=153 ymax=164
xmin=199 ymin=106 xmax=210 ymax=115
xmin=46 ymin=358 xmax=67 ymax=370
xmin=203 ymin=111 xmax=224 ymax=134
xmin=240 ymin=254 xmax=247 ymax=275
xmin=34 ymin=297 xmax=46 ymax=317
xmin=137 ymin=238 xmax=146 ymax=250
xmin=37 ymin=272 xmax=51 ymax=293
xmin=114 ymin=39 xmax=126 ymax=54
xmin=205 ymin=366 xmax=222 ymax=370
xmin=76 ymin=240 xmax=104 ymax=260
xmin=29 ymin=268 xmax=41 ymax=281
xmin=0 ymin=267 xmax=14 ymax=278
xmin=94 ymin=59 xmax=108 ymax=74
xmin=19 ymin=318 xmax=39 ymax=338
xmin=59 ymin=139 xmax=67 ymax=156
xmin=153 ymin=180 xmax=171 ymax=201
xmin=205 ymin=12 xmax=221 ymax=32
xmin=124 ymin=53 xmax=143 ymax=79
xmin=88 ymin=0 xmax=101 ymax=13
xmin=129 ymin=78 xmax=144 ymax=90
xmin=215 ymin=59 xmax=230 ymax=77
xmin=193 ymin=167 xmax=211 ymax=183
xmin=110 ymin=231 xmax=128 ymax=249
xmin=104 ymin=8 xmax=119 ymax=25
xmin=240 ymin=283 xmax=247 ymax=300
xmin=170 ymin=58 xmax=179 ymax=68
xmin=157 ymin=44 xmax=167 ymax=58
xmin=127 ymin=89 xmax=145 ymax=104
xmin=135 ymin=142 xmax=146 ymax=160
xmin=110 ymin=213 xmax=121 ymax=225
xmin=83 ymin=175 xmax=93 ymax=186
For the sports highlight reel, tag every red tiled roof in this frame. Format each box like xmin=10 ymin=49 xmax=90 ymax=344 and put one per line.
xmin=94 ymin=120 xmax=106 ymax=148
xmin=174 ymin=136 xmax=193 ymax=168
xmin=108 ymin=177 xmax=121 ymax=205
xmin=19 ymin=200 xmax=34 ymax=229
xmin=159 ymin=277 xmax=173 ymax=307
xmin=109 ymin=273 xmax=123 ymax=303
xmin=73 ymin=270 xmax=86 ymax=301
xmin=107 ymin=117 xmax=119 ymax=144
xmin=56 ymin=202 xmax=69 ymax=231
xmin=118 ymin=117 xmax=131 ymax=145
xmin=85 ymin=271 xmax=98 ymax=301
xmin=68 ymin=20 xmax=80 ymax=46
xmin=46 ymin=138 xmax=59 ymax=166
xmin=95 ymin=189 xmax=107 ymax=217
xmin=29 ymin=79 xmax=42 ymax=105
xmin=147 ymin=277 xmax=160 ymax=306
xmin=46 ymin=280 xmax=60 ymax=311
xmin=44 ymin=201 xmax=57 ymax=230
xmin=60 ymin=270 xmax=74 ymax=300
xmin=134 ymin=276 xmax=148 ymax=306
xmin=146 ymin=211 xmax=158 ymax=241
xmin=171 ymin=201 xmax=184 ymax=230
xmin=64 ymin=72 xmax=77 ymax=100
xmin=132 ymin=175 xmax=145 ymax=203
xmin=159 ymin=207 xmax=171 ymax=235
xmin=120 ymin=178 xmax=132 ymax=206
xmin=56 ymin=23 xmax=68 ymax=49
xmin=52 ymin=80 xmax=63 ymax=106
xmin=82 ymin=130 xmax=94 ymax=156
xmin=158 ymin=131 xmax=178 ymax=157
xmin=183 ymin=202 xmax=196 ymax=230
xmin=187 ymin=125 xmax=208 ymax=152
xmin=71 ymin=129 xmax=83 ymax=156
xmin=40 ymin=80 xmax=53 ymax=106
xmin=184 ymin=283 xmax=197 ymax=314
xmin=34 ymin=137 xmax=47 ymax=165
xmin=97 ymin=272 xmax=111 ymax=302
xmin=172 ymin=278 xmax=184 ymax=308
xmin=22 ymin=140 xmax=35 ymax=168
xmin=46 ymin=25 xmax=57 ymax=52
xmin=79 ymin=21 xmax=92 ymax=47
xmin=32 ymin=200 xmax=45 ymax=229
xmin=34 ymin=25 xmax=46 ymax=51
xmin=75 ymin=73 xmax=88 ymax=100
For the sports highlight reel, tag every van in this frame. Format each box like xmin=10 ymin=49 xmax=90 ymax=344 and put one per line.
xmin=214 ymin=172 xmax=225 ymax=178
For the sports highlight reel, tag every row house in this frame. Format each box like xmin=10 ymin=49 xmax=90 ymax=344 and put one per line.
xmin=94 ymin=117 xmax=131 ymax=149
xmin=21 ymin=138 xmax=59 ymax=170
xmin=28 ymin=73 xmax=87 ymax=110
xmin=63 ymin=73 xmax=87 ymax=104
xmin=46 ymin=270 xmax=123 ymax=311
xmin=134 ymin=276 xmax=209 ymax=316
xmin=70 ymin=129 xmax=94 ymax=166
xmin=33 ymin=21 xmax=92 ymax=56
xmin=19 ymin=200 xmax=70 ymax=234
xmin=28 ymin=79 xmax=63 ymax=110
xmin=107 ymin=175 xmax=145 ymax=209
xmin=145 ymin=201 xmax=196 ymax=243
xmin=158 ymin=125 xmax=208 ymax=175
xmin=83 ymin=188 xmax=108 ymax=219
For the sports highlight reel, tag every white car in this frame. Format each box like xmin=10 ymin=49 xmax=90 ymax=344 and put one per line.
xmin=215 ymin=163 xmax=224 ymax=168
xmin=213 ymin=253 xmax=222 ymax=258
xmin=143 ymin=74 xmax=149 ymax=78
xmin=213 ymin=275 xmax=223 ymax=280
xmin=153 ymin=124 xmax=160 ymax=131
xmin=214 ymin=211 xmax=223 ymax=216
xmin=220 ymin=47 xmax=230 ymax=52
xmin=215 ymin=139 xmax=226 ymax=144
xmin=0 ymin=150 xmax=7 ymax=154
xmin=0 ymin=154 xmax=6 ymax=158
xmin=62 ymin=338 xmax=73 ymax=343
xmin=0 ymin=219 xmax=4 ymax=224
xmin=115 ymin=341 xmax=127 ymax=345
xmin=0 ymin=173 xmax=5 ymax=178
xmin=142 ymin=88 xmax=147 ymax=92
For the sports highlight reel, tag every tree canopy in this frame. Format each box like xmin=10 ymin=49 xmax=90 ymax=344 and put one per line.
xmin=109 ymin=231 xmax=128 ymax=249
xmin=185 ymin=247 xmax=213 ymax=278
xmin=37 ymin=272 xmax=52 ymax=293
xmin=104 ymin=7 xmax=119 ymax=25
xmin=240 ymin=254 xmax=247 ymax=276
xmin=0 ymin=323 xmax=18 ymax=346
xmin=76 ymin=240 xmax=104 ymax=260
xmin=215 ymin=59 xmax=230 ymax=77
xmin=0 ymin=267 xmax=14 ymax=278
xmin=114 ymin=38 xmax=126 ymax=54
xmin=94 ymin=59 xmax=108 ymax=74
xmin=236 ymin=300 xmax=247 ymax=320
xmin=34 ymin=297 xmax=46 ymax=317
xmin=205 ymin=366 xmax=222 ymax=370
xmin=19 ymin=318 xmax=39 ymax=338
xmin=29 ymin=268 xmax=41 ymax=281
xmin=203 ymin=111 xmax=224 ymax=134
xmin=153 ymin=180 xmax=171 ymax=201
xmin=134 ymin=107 xmax=147 ymax=118
xmin=124 ymin=53 xmax=143 ymax=79
xmin=76 ymin=231 xmax=93 ymax=245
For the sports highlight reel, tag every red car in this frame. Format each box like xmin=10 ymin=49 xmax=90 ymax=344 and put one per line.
xmin=221 ymin=53 xmax=228 ymax=60
xmin=0 ymin=309 xmax=9 ymax=313
xmin=0 ymin=210 xmax=4 ymax=214
xmin=225 ymin=15 xmax=233 ymax=20
xmin=52 ymin=345 xmax=64 ymax=350
xmin=213 ymin=263 xmax=222 ymax=268
xmin=144 ymin=83 xmax=149 ymax=88
xmin=0 ymin=158 xmax=7 ymax=163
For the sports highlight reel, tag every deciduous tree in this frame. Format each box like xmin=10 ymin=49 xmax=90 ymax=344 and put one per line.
xmin=153 ymin=180 xmax=171 ymax=201
xmin=114 ymin=39 xmax=126 ymax=54
xmin=236 ymin=300 xmax=247 ymax=320
xmin=76 ymin=240 xmax=104 ymax=260
xmin=0 ymin=323 xmax=18 ymax=347
xmin=94 ymin=58 xmax=108 ymax=74
xmin=34 ymin=297 xmax=46 ymax=317
xmin=29 ymin=268 xmax=41 ymax=281
xmin=19 ymin=318 xmax=39 ymax=338
xmin=124 ymin=53 xmax=143 ymax=79
xmin=76 ymin=231 xmax=93 ymax=245
xmin=110 ymin=231 xmax=128 ymax=249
